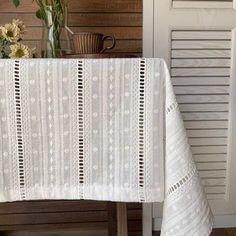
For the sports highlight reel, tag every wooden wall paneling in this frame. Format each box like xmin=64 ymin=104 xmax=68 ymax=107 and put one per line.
xmin=0 ymin=13 xmax=142 ymax=27
xmin=0 ymin=200 xmax=107 ymax=214
xmin=0 ymin=0 xmax=142 ymax=13
xmin=0 ymin=201 xmax=142 ymax=234
xmin=0 ymin=0 xmax=142 ymax=55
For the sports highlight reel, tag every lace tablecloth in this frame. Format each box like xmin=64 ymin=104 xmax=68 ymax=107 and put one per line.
xmin=0 ymin=58 xmax=213 ymax=235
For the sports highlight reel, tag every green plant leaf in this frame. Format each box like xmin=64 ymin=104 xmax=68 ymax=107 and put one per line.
xmin=12 ymin=0 xmax=20 ymax=7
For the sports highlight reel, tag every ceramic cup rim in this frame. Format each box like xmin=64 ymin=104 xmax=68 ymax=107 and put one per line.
xmin=72 ymin=32 xmax=104 ymax=36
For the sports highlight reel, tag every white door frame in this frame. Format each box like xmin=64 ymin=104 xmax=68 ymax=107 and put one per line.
xmin=142 ymin=1 xmax=155 ymax=234
xmin=143 ymin=0 xmax=236 ymax=232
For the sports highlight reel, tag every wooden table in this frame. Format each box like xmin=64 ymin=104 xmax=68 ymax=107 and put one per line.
xmin=0 ymin=53 xmax=139 ymax=236
xmin=64 ymin=53 xmax=138 ymax=236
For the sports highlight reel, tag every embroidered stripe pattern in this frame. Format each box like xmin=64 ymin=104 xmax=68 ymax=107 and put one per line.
xmin=167 ymin=167 xmax=196 ymax=196
xmin=138 ymin=59 xmax=146 ymax=202
xmin=77 ymin=60 xmax=84 ymax=199
xmin=14 ymin=60 xmax=26 ymax=200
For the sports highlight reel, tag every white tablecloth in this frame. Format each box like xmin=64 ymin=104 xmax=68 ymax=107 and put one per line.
xmin=0 ymin=58 xmax=213 ymax=235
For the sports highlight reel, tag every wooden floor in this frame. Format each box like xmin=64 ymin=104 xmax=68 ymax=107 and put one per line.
xmin=154 ymin=228 xmax=236 ymax=236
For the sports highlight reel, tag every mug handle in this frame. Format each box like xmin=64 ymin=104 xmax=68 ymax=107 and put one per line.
xmin=101 ymin=35 xmax=116 ymax=53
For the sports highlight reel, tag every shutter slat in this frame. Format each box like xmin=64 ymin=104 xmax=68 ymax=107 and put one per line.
xmin=180 ymin=104 xmax=228 ymax=112
xmin=185 ymin=121 xmax=228 ymax=129
xmin=173 ymin=77 xmax=229 ymax=86
xmin=172 ymin=68 xmax=230 ymax=77
xmin=172 ymin=40 xmax=231 ymax=49
xmin=177 ymin=95 xmax=229 ymax=103
xmin=207 ymin=193 xmax=225 ymax=200
xmin=186 ymin=129 xmax=228 ymax=137
xmin=189 ymin=137 xmax=228 ymax=146
xmin=172 ymin=49 xmax=231 ymax=58
xmin=194 ymin=154 xmax=226 ymax=162
xmin=196 ymin=162 xmax=226 ymax=170
xmin=172 ymin=31 xmax=231 ymax=40
xmin=174 ymin=86 xmax=229 ymax=94
xmin=199 ymin=170 xmax=226 ymax=178
xmin=172 ymin=58 xmax=230 ymax=67
xmin=202 ymin=178 xmax=226 ymax=186
xmin=173 ymin=1 xmax=232 ymax=9
xmin=192 ymin=146 xmax=227 ymax=154
xmin=182 ymin=112 xmax=228 ymax=121
xmin=205 ymin=186 xmax=226 ymax=194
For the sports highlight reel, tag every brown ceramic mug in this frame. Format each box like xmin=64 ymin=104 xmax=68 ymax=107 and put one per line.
xmin=72 ymin=32 xmax=116 ymax=54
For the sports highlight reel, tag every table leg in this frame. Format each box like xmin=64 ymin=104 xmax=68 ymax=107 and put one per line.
xmin=143 ymin=203 xmax=153 ymax=236
xmin=117 ymin=202 xmax=128 ymax=236
xmin=108 ymin=202 xmax=117 ymax=236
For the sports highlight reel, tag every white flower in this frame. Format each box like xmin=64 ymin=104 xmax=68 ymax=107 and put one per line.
xmin=12 ymin=19 xmax=26 ymax=35
xmin=9 ymin=43 xmax=34 ymax=58
xmin=0 ymin=23 xmax=20 ymax=42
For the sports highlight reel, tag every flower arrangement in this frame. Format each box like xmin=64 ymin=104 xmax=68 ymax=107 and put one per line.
xmin=12 ymin=0 xmax=66 ymax=58
xmin=0 ymin=19 xmax=35 ymax=58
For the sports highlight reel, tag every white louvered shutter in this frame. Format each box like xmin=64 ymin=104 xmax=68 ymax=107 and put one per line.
xmin=143 ymin=0 xmax=236 ymax=231
xmin=172 ymin=30 xmax=230 ymax=200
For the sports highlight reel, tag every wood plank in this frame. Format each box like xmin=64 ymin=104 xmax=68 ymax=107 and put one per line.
xmin=172 ymin=58 xmax=230 ymax=68
xmin=68 ymin=13 xmax=142 ymax=26
xmin=186 ymin=129 xmax=228 ymax=137
xmin=182 ymin=112 xmax=228 ymax=121
xmin=0 ymin=0 xmax=37 ymax=12
xmin=0 ymin=222 xmax=108 ymax=231
xmin=192 ymin=146 xmax=228 ymax=154
xmin=127 ymin=203 xmax=142 ymax=210
xmin=0 ymin=13 xmax=142 ymax=27
xmin=174 ymin=86 xmax=229 ymax=94
xmin=172 ymin=30 xmax=231 ymax=40
xmin=128 ymin=220 xmax=142 ymax=232
xmin=68 ymin=0 xmax=143 ymax=13
xmin=171 ymin=49 xmax=231 ymax=58
xmin=210 ymin=228 xmax=236 ymax=236
xmin=0 ymin=200 xmax=107 ymax=214
xmin=172 ymin=68 xmax=230 ymax=77
xmin=179 ymin=104 xmax=228 ymax=112
xmin=21 ymin=27 xmax=142 ymax=40
xmin=127 ymin=210 xmax=142 ymax=220
xmin=0 ymin=13 xmax=40 ymax=26
xmin=194 ymin=154 xmax=226 ymax=162
xmin=0 ymin=200 xmax=141 ymax=215
xmin=0 ymin=211 xmax=107 ymax=225
xmin=70 ymin=27 xmax=142 ymax=39
xmin=177 ymin=95 xmax=229 ymax=103
xmin=172 ymin=40 xmax=231 ymax=49
xmin=202 ymin=178 xmax=226 ymax=186
xmin=0 ymin=0 xmax=142 ymax=13
xmin=189 ymin=137 xmax=228 ymax=146
xmin=172 ymin=77 xmax=229 ymax=86
xmin=196 ymin=162 xmax=227 ymax=170
xmin=199 ymin=170 xmax=226 ymax=178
